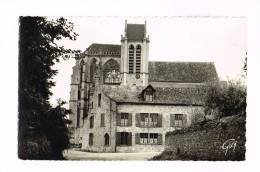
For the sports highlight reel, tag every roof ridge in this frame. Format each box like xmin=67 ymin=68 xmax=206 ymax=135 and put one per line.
xmin=149 ymin=60 xmax=215 ymax=64
xmin=127 ymin=23 xmax=145 ymax=26
xmin=90 ymin=43 xmax=121 ymax=46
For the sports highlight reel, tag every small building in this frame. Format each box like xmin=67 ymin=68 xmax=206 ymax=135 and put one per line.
xmin=69 ymin=21 xmax=218 ymax=152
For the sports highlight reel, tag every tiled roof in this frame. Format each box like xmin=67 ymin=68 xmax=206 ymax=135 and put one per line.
xmin=102 ymin=85 xmax=207 ymax=105
xmin=148 ymin=61 xmax=218 ymax=83
xmin=126 ymin=24 xmax=145 ymax=41
xmin=84 ymin=43 xmax=121 ymax=57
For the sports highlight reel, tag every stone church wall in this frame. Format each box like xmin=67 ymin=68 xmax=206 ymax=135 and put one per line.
xmin=81 ymin=86 xmax=117 ymax=152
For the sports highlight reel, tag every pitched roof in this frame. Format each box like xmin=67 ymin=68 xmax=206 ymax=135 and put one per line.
xmin=148 ymin=61 xmax=218 ymax=83
xmin=84 ymin=43 xmax=121 ymax=57
xmin=126 ymin=24 xmax=145 ymax=41
xmin=102 ymin=85 xmax=207 ymax=105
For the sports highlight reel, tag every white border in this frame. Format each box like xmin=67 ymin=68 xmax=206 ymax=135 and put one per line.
xmin=0 ymin=0 xmax=260 ymax=172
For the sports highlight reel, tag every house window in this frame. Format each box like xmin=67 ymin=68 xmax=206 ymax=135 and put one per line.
xmin=120 ymin=113 xmax=129 ymax=126
xmin=175 ymin=114 xmax=183 ymax=127
xmin=128 ymin=45 xmax=134 ymax=74
xmin=140 ymin=133 xmax=149 ymax=144
xmin=117 ymin=132 xmax=132 ymax=146
xmin=90 ymin=116 xmax=94 ymax=128
xmin=100 ymin=113 xmax=105 ymax=127
xmin=139 ymin=133 xmax=158 ymax=144
xmin=135 ymin=45 xmax=141 ymax=74
xmin=140 ymin=113 xmax=149 ymax=127
xmin=98 ymin=94 xmax=101 ymax=107
xmin=104 ymin=133 xmax=109 ymax=146
xmin=145 ymin=93 xmax=154 ymax=101
xmin=142 ymin=85 xmax=155 ymax=102
xmin=149 ymin=133 xmax=158 ymax=144
xmin=140 ymin=113 xmax=158 ymax=127
xmin=150 ymin=113 xmax=158 ymax=127
xmin=89 ymin=133 xmax=93 ymax=146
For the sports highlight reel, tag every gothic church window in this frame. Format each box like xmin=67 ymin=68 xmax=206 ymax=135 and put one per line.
xmin=128 ymin=45 xmax=134 ymax=74
xmin=136 ymin=45 xmax=141 ymax=74
xmin=79 ymin=61 xmax=85 ymax=86
xmin=90 ymin=58 xmax=97 ymax=83
xmin=103 ymin=59 xmax=120 ymax=84
xmin=105 ymin=70 xmax=120 ymax=83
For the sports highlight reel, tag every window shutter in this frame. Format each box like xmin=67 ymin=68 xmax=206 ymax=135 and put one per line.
xmin=170 ymin=114 xmax=175 ymax=127
xmin=116 ymin=132 xmax=121 ymax=146
xmin=127 ymin=132 xmax=132 ymax=146
xmin=157 ymin=133 xmax=163 ymax=145
xmin=128 ymin=113 xmax=132 ymax=126
xmin=135 ymin=133 xmax=140 ymax=144
xmin=116 ymin=113 xmax=121 ymax=126
xmin=135 ymin=113 xmax=140 ymax=127
xmin=158 ymin=114 xmax=162 ymax=127
xmin=183 ymin=114 xmax=188 ymax=128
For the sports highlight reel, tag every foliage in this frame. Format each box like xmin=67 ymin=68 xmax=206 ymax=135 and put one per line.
xmin=204 ymin=81 xmax=246 ymax=117
xmin=243 ymin=52 xmax=247 ymax=76
xmin=153 ymin=115 xmax=246 ymax=161
xmin=18 ymin=16 xmax=79 ymax=159
xmin=40 ymin=100 xmax=72 ymax=159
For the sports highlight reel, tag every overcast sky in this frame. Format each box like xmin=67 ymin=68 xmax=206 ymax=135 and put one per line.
xmin=50 ymin=16 xmax=246 ymax=106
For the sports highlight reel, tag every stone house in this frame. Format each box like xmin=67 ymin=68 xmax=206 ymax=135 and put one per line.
xmin=69 ymin=21 xmax=219 ymax=152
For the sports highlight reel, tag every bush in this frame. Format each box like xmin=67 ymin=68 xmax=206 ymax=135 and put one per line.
xmin=204 ymin=81 xmax=246 ymax=118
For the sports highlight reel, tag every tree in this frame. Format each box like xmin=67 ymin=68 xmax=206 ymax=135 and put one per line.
xmin=204 ymin=81 xmax=246 ymax=118
xmin=243 ymin=52 xmax=247 ymax=76
xmin=41 ymin=100 xmax=72 ymax=159
xmin=19 ymin=17 xmax=80 ymax=159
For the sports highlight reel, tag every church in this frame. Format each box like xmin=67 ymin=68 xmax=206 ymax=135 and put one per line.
xmin=69 ymin=21 xmax=219 ymax=152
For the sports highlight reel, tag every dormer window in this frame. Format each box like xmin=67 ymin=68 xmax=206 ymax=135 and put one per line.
xmin=145 ymin=93 xmax=154 ymax=101
xmin=142 ymin=84 xmax=155 ymax=102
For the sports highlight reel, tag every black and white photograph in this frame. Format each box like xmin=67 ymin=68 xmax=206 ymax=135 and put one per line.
xmin=18 ymin=16 xmax=247 ymax=161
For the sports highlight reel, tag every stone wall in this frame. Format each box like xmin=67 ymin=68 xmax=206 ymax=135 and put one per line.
xmin=164 ymin=115 xmax=246 ymax=160
xmin=81 ymin=85 xmax=117 ymax=152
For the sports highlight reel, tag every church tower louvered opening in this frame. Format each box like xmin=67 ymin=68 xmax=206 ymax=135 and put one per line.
xmin=120 ymin=20 xmax=150 ymax=86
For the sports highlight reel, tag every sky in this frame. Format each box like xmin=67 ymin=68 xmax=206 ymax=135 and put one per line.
xmin=50 ymin=16 xmax=247 ymax=106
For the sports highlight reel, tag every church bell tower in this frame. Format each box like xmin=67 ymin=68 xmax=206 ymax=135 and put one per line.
xmin=120 ymin=20 xmax=150 ymax=86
